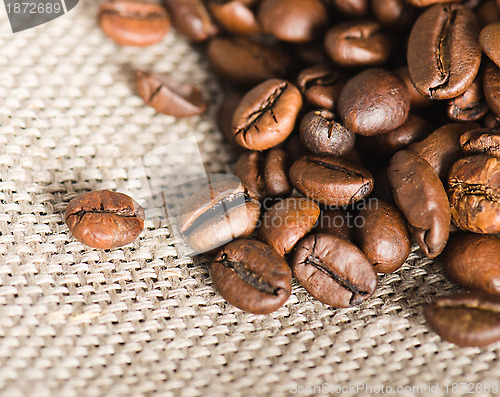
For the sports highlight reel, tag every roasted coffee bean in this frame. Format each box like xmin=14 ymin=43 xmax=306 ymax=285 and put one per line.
xmin=290 ymin=155 xmax=374 ymax=207
xmin=447 ymin=72 xmax=489 ymax=122
xmin=211 ymin=239 xmax=291 ymax=314
xmin=354 ymin=200 xmax=411 ymax=273
xmin=406 ymin=0 xmax=457 ymax=7
xmin=357 ymin=114 xmax=431 ymax=160
xmin=388 ymin=150 xmax=450 ymax=258
xmin=234 ymin=148 xmax=292 ymax=200
xmin=477 ymin=0 xmax=500 ymax=29
xmin=314 ymin=208 xmax=354 ymax=241
xmin=484 ymin=61 xmax=500 ymax=116
xmin=297 ymin=64 xmax=345 ymax=111
xmin=485 ymin=112 xmax=500 ymax=129
xmin=328 ymin=0 xmax=369 ymax=18
xmin=424 ymin=292 xmax=500 ymax=347
xmin=395 ymin=66 xmax=433 ymax=108
xmin=98 ymin=0 xmax=170 ymax=46
xmin=177 ymin=179 xmax=260 ymax=253
xmin=136 ymin=71 xmax=207 ymax=118
xmin=407 ymin=4 xmax=481 ymax=100
xmin=369 ymin=164 xmax=395 ymax=204
xmin=292 ymin=234 xmax=378 ymax=307
xmin=460 ymin=128 xmax=500 ymax=158
xmin=163 ymin=0 xmax=217 ymax=42
xmin=232 ymin=79 xmax=303 ymax=151
xmin=65 ymin=190 xmax=145 ymax=250
xmin=258 ymin=197 xmax=320 ymax=256
xmin=372 ymin=0 xmax=415 ymax=31
xmin=207 ymin=0 xmax=261 ymax=35
xmin=324 ymin=21 xmax=391 ymax=68
xmin=443 ymin=234 xmax=500 ymax=296
xmin=257 ymin=0 xmax=329 ymax=42
xmin=208 ymin=36 xmax=290 ymax=87
xmin=409 ymin=122 xmax=480 ymax=182
xmin=217 ymin=91 xmax=245 ymax=150
xmin=480 ymin=23 xmax=500 ymax=68
xmin=286 ymin=134 xmax=311 ymax=164
xmin=448 ymin=154 xmax=500 ymax=234
xmin=337 ymin=68 xmax=410 ymax=136
xmin=299 ymin=109 xmax=356 ymax=157
xmin=295 ymin=42 xmax=330 ymax=66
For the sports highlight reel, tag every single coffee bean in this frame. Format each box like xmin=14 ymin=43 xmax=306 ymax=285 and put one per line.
xmin=476 ymin=1 xmax=500 ymax=29
xmin=443 ymin=234 xmax=500 ymax=296
xmin=217 ymin=91 xmax=245 ymax=151
xmin=394 ymin=66 xmax=433 ymax=108
xmin=324 ymin=21 xmax=391 ymax=68
xmin=232 ymin=79 xmax=303 ymax=151
xmin=372 ymin=0 xmax=415 ymax=31
xmin=424 ymin=292 xmax=500 ymax=347
xmin=407 ymin=4 xmax=481 ymax=100
xmin=290 ymin=155 xmax=374 ymax=207
xmin=136 ymin=71 xmax=207 ymax=118
xmin=460 ymin=128 xmax=500 ymax=158
xmin=448 ymin=154 xmax=500 ymax=234
xmin=446 ymin=72 xmax=489 ymax=122
xmin=207 ymin=36 xmax=290 ymax=87
xmin=258 ymin=197 xmax=320 ymax=256
xmin=337 ymin=68 xmax=410 ymax=136
xmin=297 ymin=64 xmax=345 ymax=111
xmin=299 ymin=109 xmax=356 ymax=157
xmin=314 ymin=208 xmax=354 ymax=241
xmin=354 ymin=200 xmax=411 ymax=273
xmin=257 ymin=0 xmax=329 ymax=42
xmin=408 ymin=122 xmax=480 ymax=183
xmin=406 ymin=0 xmax=457 ymax=7
xmin=234 ymin=148 xmax=292 ymax=201
xmin=177 ymin=179 xmax=260 ymax=253
xmin=388 ymin=150 xmax=450 ymax=258
xmin=98 ymin=0 xmax=170 ymax=47
xmin=207 ymin=0 xmax=262 ymax=35
xmin=163 ymin=0 xmax=217 ymax=42
xmin=357 ymin=114 xmax=431 ymax=160
xmin=480 ymin=23 xmax=500 ymax=68
xmin=328 ymin=0 xmax=369 ymax=18
xmin=65 ymin=190 xmax=145 ymax=249
xmin=292 ymin=234 xmax=378 ymax=307
xmin=211 ymin=239 xmax=292 ymax=314
xmin=484 ymin=61 xmax=500 ymax=116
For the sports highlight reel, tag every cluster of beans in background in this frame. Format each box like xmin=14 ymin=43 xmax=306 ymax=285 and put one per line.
xmin=95 ymin=0 xmax=500 ymax=347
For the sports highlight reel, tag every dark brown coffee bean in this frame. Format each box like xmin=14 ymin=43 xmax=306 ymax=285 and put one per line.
xmin=286 ymin=134 xmax=311 ymax=164
xmin=394 ymin=66 xmax=433 ymax=108
xmin=480 ymin=23 xmax=500 ymax=68
xmin=257 ymin=0 xmax=329 ymax=42
xmin=477 ymin=1 xmax=500 ymax=29
xmin=207 ymin=0 xmax=262 ymax=35
xmin=232 ymin=79 xmax=303 ymax=151
xmin=408 ymin=122 xmax=480 ymax=182
xmin=217 ymin=91 xmax=245 ymax=150
xmin=258 ymin=197 xmax=320 ymax=256
xmin=290 ymin=155 xmax=374 ymax=207
xmin=211 ymin=239 xmax=291 ymax=314
xmin=98 ymin=0 xmax=170 ymax=47
xmin=406 ymin=0 xmax=457 ymax=7
xmin=136 ymin=71 xmax=207 ymax=118
xmin=388 ymin=150 xmax=450 ymax=258
xmin=234 ymin=148 xmax=292 ymax=200
xmin=328 ymin=0 xmax=369 ymax=18
xmin=369 ymin=164 xmax=395 ymax=204
xmin=163 ymin=0 xmax=217 ymax=42
xmin=324 ymin=21 xmax=391 ymax=68
xmin=177 ymin=179 xmax=261 ymax=253
xmin=372 ymin=0 xmax=415 ymax=31
xmin=299 ymin=109 xmax=356 ymax=157
xmin=297 ymin=64 xmax=345 ymax=111
xmin=65 ymin=190 xmax=145 ymax=250
xmin=485 ymin=112 xmax=500 ymax=129
xmin=337 ymin=68 xmax=410 ymax=136
xmin=292 ymin=234 xmax=378 ymax=307
xmin=460 ymin=128 xmax=500 ymax=158
xmin=443 ymin=234 xmax=500 ymax=296
xmin=207 ymin=36 xmax=290 ymax=87
xmin=447 ymin=72 xmax=489 ymax=121
xmin=314 ymin=208 xmax=354 ymax=241
xmin=424 ymin=292 xmax=500 ymax=347
xmin=295 ymin=42 xmax=330 ymax=66
xmin=448 ymin=154 xmax=500 ymax=234
xmin=484 ymin=61 xmax=500 ymax=116
xmin=407 ymin=4 xmax=481 ymax=100
xmin=354 ymin=200 xmax=411 ymax=273
xmin=357 ymin=114 xmax=432 ymax=160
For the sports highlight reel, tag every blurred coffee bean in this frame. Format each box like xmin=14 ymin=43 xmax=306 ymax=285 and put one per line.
xmin=207 ymin=0 xmax=262 ymax=35
xmin=297 ymin=64 xmax=345 ymax=110
xmin=217 ymin=91 xmax=245 ymax=150
xmin=447 ymin=72 xmax=489 ymax=121
xmin=460 ymin=128 xmax=500 ymax=158
xmin=328 ymin=0 xmax=369 ymax=18
xmin=484 ymin=61 xmax=500 ymax=116
xmin=314 ymin=208 xmax=354 ymax=241
xmin=480 ymin=23 xmax=500 ymax=68
xmin=163 ymin=0 xmax=217 ymax=42
xmin=372 ymin=0 xmax=415 ymax=31
xmin=394 ymin=66 xmax=433 ymax=108
xmin=476 ymin=0 xmax=500 ymax=29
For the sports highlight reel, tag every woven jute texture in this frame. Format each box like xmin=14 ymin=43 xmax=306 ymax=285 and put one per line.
xmin=0 ymin=2 xmax=499 ymax=396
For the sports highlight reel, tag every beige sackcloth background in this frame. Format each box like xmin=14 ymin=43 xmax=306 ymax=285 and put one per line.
xmin=0 ymin=1 xmax=498 ymax=396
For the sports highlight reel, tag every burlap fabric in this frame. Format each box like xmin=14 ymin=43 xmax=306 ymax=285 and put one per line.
xmin=0 ymin=2 xmax=498 ymax=396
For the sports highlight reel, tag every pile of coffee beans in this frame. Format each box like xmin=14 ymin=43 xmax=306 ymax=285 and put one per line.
xmin=77 ymin=0 xmax=500 ymax=347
